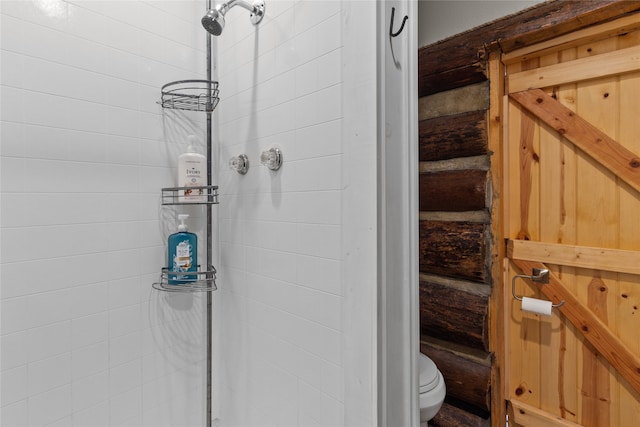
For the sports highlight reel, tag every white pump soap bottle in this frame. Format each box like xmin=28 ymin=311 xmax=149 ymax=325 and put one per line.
xmin=178 ymin=135 xmax=207 ymax=202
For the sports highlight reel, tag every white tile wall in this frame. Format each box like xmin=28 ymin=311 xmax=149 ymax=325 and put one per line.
xmin=213 ymin=1 xmax=357 ymax=425
xmin=1 ymin=1 xmax=209 ymax=426
xmin=2 ymin=1 xmax=381 ymax=426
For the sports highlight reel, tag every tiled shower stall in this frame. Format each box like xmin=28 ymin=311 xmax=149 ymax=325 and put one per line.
xmin=1 ymin=1 xmax=378 ymax=426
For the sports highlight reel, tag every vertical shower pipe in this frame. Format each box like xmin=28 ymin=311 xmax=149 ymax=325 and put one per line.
xmin=205 ymin=1 xmax=213 ymax=425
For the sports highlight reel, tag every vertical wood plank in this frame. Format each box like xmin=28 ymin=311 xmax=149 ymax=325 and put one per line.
xmin=554 ymin=46 xmax=582 ymax=424
xmin=617 ymin=30 xmax=640 ymax=424
xmin=536 ymin=49 xmax=574 ymax=420
xmin=575 ymin=36 xmax=619 ymax=427
xmin=518 ymin=57 xmax=542 ymax=410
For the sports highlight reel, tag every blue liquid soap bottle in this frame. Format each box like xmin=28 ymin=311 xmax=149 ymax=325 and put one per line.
xmin=168 ymin=214 xmax=198 ymax=284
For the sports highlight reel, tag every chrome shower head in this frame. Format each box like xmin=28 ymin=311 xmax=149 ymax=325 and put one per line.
xmin=201 ymin=0 xmax=265 ymax=36
xmin=202 ymin=7 xmax=225 ymax=36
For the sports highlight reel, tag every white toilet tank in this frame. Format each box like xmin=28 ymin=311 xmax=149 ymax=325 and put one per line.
xmin=419 ymin=353 xmax=446 ymax=423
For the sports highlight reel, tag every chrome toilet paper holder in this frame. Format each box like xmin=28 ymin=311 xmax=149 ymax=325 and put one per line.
xmin=512 ymin=268 xmax=565 ymax=308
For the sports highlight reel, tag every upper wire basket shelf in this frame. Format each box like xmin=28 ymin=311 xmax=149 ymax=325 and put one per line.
xmin=159 ymin=80 xmax=220 ymax=112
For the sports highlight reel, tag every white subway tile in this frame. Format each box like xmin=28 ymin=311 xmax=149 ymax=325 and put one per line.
xmin=262 ymin=221 xmax=299 ymax=251
xmin=282 ymin=155 xmax=342 ymax=192
xmin=1 ymin=14 xmax=25 ymax=54
xmin=295 ymin=317 xmax=341 ymax=365
xmin=0 ymin=331 xmax=28 ymax=371
xmin=293 ymin=1 xmax=342 ymax=35
xmin=63 ymin=35 xmax=109 ymax=75
xmin=1 ymin=258 xmax=67 ymax=299
xmin=0 ymin=399 xmax=28 ymax=427
xmin=2 ymin=0 xmax=68 ymax=31
xmin=1 ymin=193 xmax=105 ymax=228
xmin=1 ymin=365 xmax=28 ymax=406
xmin=294 ymin=285 xmax=341 ymax=331
xmin=28 ymin=385 xmax=72 ymax=427
xmin=1 ymin=49 xmax=26 ymax=89
xmin=108 ymin=249 xmax=144 ymax=281
xmin=0 ymin=297 xmax=29 ymax=335
xmin=110 ymin=360 xmax=141 ymax=397
xmin=109 ymin=387 xmax=142 ymax=425
xmin=108 ymin=277 xmax=143 ymax=310
xmin=295 ymin=49 xmax=341 ymax=98
xmin=273 ymin=37 xmax=298 ymax=75
xmin=296 ymin=348 xmax=323 ymax=391
xmin=27 ymin=289 xmax=73 ymax=329
xmin=0 ymin=121 xmax=26 ymax=158
xmin=294 ymin=190 xmax=341 ymax=225
xmin=28 ymin=353 xmax=71 ymax=396
xmin=21 ymin=20 xmax=70 ymax=66
xmin=0 ymin=158 xmax=26 ymax=194
xmin=109 ymin=332 xmax=142 ymax=367
xmin=294 ymin=83 xmax=342 ymax=130
xmin=247 ymin=325 xmax=297 ymax=376
xmin=71 ymin=313 xmax=108 ymax=351
xmin=259 ymin=249 xmax=298 ymax=284
xmin=0 ymin=86 xmax=25 ymax=124
xmin=298 ymin=380 xmax=322 ymax=425
xmin=71 ymin=341 xmax=108 ymax=380
xmin=322 ymin=393 xmax=345 ymax=427
xmin=23 ymin=91 xmax=106 ymax=134
xmin=27 ymin=322 xmax=71 ymax=363
xmin=296 ymin=254 xmax=342 ymax=296
xmin=109 ymin=304 xmax=141 ymax=338
xmin=141 ymin=401 xmax=172 ymax=427
xmin=45 ymin=416 xmax=72 ymax=427
xmin=243 ymin=245 xmax=261 ymax=275
xmin=220 ymin=242 xmax=245 ymax=271
xmin=294 ymin=12 xmax=341 ymax=67
xmin=66 ymin=2 xmax=108 ymax=44
xmin=72 ymin=371 xmax=108 ymax=412
xmin=246 ymin=299 xmax=297 ymax=345
xmin=322 ymin=360 xmax=344 ymax=402
xmin=25 ymin=122 xmax=108 ymax=161
xmin=70 ymin=282 xmax=109 ymax=319
xmin=292 ymin=118 xmax=341 ymax=160
xmin=104 ymin=46 xmax=141 ymax=82
xmin=296 ymin=223 xmax=341 ymax=260
xmin=72 ymin=401 xmax=110 ymax=427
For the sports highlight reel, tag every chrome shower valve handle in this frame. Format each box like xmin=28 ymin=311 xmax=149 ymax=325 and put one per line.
xmin=260 ymin=147 xmax=282 ymax=171
xmin=229 ymin=154 xmax=249 ymax=174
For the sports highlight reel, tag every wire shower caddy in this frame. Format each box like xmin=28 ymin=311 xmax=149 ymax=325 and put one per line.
xmin=153 ymin=79 xmax=220 ymax=293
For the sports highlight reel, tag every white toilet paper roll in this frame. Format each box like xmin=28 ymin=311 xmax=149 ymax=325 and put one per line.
xmin=521 ymin=296 xmax=553 ymax=316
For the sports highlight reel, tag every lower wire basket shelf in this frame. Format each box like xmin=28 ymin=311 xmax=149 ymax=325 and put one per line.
xmin=152 ymin=267 xmax=217 ymax=292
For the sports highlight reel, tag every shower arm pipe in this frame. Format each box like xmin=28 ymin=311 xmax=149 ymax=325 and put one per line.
xmin=215 ymin=0 xmax=259 ymax=15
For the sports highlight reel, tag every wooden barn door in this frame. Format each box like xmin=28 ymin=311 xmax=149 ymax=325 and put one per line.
xmin=501 ymin=13 xmax=640 ymax=427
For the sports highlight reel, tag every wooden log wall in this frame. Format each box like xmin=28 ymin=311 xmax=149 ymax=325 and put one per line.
xmin=418 ymin=77 xmax=492 ymax=419
xmin=417 ymin=2 xmax=640 ymax=426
